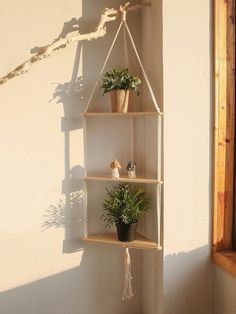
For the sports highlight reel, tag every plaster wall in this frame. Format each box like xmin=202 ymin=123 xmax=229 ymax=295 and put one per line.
xmin=0 ymin=1 xmax=142 ymax=314
xmin=2 ymin=1 xmax=236 ymax=314
xmin=214 ymin=266 xmax=236 ymax=314
xmin=162 ymin=1 xmax=214 ymax=313
xmin=141 ymin=1 xmax=163 ymax=314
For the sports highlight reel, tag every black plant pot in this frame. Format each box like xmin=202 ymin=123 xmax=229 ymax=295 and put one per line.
xmin=116 ymin=222 xmax=138 ymax=242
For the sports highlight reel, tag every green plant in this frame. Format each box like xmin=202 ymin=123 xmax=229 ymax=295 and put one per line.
xmin=101 ymin=183 xmax=149 ymax=227
xmin=101 ymin=68 xmax=141 ymax=95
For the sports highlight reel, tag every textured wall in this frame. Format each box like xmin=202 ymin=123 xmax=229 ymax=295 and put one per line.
xmin=141 ymin=0 xmax=164 ymax=313
xmin=162 ymin=0 xmax=214 ymax=313
xmin=214 ymin=266 xmax=236 ymax=314
xmin=0 ymin=1 xmax=142 ymax=313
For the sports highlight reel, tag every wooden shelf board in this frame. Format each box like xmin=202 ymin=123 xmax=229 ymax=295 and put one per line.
xmin=83 ymin=232 xmax=161 ymax=250
xmin=84 ymin=175 xmax=162 ymax=184
xmin=82 ymin=112 xmax=161 ymax=117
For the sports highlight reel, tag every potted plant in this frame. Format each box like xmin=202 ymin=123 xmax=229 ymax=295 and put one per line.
xmin=101 ymin=68 xmax=141 ymax=113
xmin=101 ymin=183 xmax=149 ymax=242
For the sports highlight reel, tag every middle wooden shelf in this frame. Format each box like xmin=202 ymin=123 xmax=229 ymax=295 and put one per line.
xmin=84 ymin=175 xmax=162 ymax=184
xmin=82 ymin=111 xmax=161 ymax=118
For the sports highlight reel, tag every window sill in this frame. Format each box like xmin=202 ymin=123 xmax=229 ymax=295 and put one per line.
xmin=213 ymin=251 xmax=236 ymax=278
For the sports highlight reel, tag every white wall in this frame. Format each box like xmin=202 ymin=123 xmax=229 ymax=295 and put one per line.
xmin=141 ymin=1 xmax=164 ymax=314
xmin=214 ymin=267 xmax=236 ymax=314
xmin=2 ymin=1 xmax=236 ymax=314
xmin=162 ymin=0 xmax=214 ymax=313
xmin=142 ymin=0 xmax=214 ymax=313
xmin=0 ymin=1 xmax=143 ymax=314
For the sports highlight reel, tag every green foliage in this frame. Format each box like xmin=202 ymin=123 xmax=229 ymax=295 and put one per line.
xmin=101 ymin=68 xmax=141 ymax=95
xmin=101 ymin=183 xmax=149 ymax=227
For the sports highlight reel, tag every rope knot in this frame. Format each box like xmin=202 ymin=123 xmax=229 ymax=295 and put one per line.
xmin=120 ymin=2 xmax=129 ymax=22
xmin=121 ymin=10 xmax=127 ymax=21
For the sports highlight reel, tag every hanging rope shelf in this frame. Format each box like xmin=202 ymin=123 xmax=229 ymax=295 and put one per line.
xmin=0 ymin=2 xmax=150 ymax=86
xmin=82 ymin=3 xmax=163 ymax=301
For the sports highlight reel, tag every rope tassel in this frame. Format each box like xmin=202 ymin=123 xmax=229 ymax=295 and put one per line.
xmin=122 ymin=247 xmax=134 ymax=300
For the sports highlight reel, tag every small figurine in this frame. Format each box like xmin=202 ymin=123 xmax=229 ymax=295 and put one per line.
xmin=126 ymin=161 xmax=137 ymax=179
xmin=110 ymin=160 xmax=121 ymax=179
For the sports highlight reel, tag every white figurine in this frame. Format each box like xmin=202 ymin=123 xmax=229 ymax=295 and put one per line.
xmin=110 ymin=160 xmax=121 ymax=179
xmin=126 ymin=161 xmax=137 ymax=178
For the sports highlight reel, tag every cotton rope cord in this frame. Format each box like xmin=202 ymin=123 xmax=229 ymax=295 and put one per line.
xmin=122 ymin=9 xmax=135 ymax=158
xmin=157 ymin=183 xmax=162 ymax=245
xmin=157 ymin=114 xmax=162 ymax=245
xmin=123 ymin=22 xmax=129 ymax=68
xmin=122 ymin=247 xmax=134 ymax=300
xmin=84 ymin=19 xmax=124 ymax=112
xmin=123 ymin=20 xmax=161 ymax=114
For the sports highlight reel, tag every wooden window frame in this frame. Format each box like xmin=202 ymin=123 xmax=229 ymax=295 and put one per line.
xmin=213 ymin=0 xmax=236 ymax=276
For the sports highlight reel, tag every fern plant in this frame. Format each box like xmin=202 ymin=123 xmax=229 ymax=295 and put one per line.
xmin=101 ymin=183 xmax=149 ymax=227
xmin=101 ymin=68 xmax=141 ymax=95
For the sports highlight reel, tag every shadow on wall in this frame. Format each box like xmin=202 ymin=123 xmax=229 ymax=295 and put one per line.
xmin=164 ymin=245 xmax=214 ymax=314
xmin=39 ymin=0 xmax=135 ymax=254
xmin=41 ymin=164 xmax=86 ymax=253
xmin=38 ymin=17 xmax=88 ymax=253
xmin=31 ymin=18 xmax=80 ymax=54
xmin=41 ymin=190 xmax=84 ymax=232
xmin=0 ymin=246 xmax=213 ymax=314
xmin=0 ymin=247 xmax=133 ymax=314
xmin=0 ymin=3 xmax=144 ymax=314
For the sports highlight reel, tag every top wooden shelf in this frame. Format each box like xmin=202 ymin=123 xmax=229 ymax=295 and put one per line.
xmin=82 ymin=112 xmax=162 ymax=117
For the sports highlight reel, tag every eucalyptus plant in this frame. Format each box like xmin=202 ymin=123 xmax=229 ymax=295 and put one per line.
xmin=101 ymin=183 xmax=149 ymax=227
xmin=101 ymin=68 xmax=141 ymax=95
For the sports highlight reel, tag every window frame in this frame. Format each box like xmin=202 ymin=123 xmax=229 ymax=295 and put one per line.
xmin=212 ymin=0 xmax=236 ymax=276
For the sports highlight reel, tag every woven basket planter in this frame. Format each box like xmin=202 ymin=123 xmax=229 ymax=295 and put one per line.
xmin=110 ymin=90 xmax=130 ymax=113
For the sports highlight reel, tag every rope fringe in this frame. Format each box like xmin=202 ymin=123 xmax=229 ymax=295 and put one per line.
xmin=122 ymin=247 xmax=134 ymax=300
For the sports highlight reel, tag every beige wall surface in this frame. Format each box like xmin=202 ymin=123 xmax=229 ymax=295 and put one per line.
xmin=214 ymin=267 xmax=236 ymax=314
xmin=162 ymin=0 xmax=214 ymax=313
xmin=141 ymin=1 xmax=163 ymax=314
xmin=1 ymin=1 xmax=236 ymax=314
xmin=0 ymin=1 xmax=143 ymax=314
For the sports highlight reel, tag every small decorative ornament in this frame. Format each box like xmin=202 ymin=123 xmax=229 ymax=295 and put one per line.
xmin=110 ymin=159 xmax=121 ymax=179
xmin=126 ymin=161 xmax=137 ymax=178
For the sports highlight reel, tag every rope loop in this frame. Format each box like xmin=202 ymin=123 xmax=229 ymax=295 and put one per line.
xmin=121 ymin=10 xmax=127 ymax=21
xmin=120 ymin=2 xmax=130 ymax=22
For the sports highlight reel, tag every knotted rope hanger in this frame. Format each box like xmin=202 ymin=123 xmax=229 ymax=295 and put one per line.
xmin=84 ymin=3 xmax=161 ymax=114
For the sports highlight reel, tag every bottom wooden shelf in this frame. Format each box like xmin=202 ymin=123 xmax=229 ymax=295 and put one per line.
xmin=83 ymin=232 xmax=162 ymax=250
